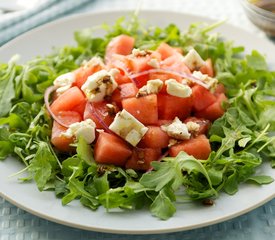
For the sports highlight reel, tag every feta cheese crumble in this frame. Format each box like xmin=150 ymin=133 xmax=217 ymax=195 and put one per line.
xmin=132 ymin=48 xmax=151 ymax=57
xmin=186 ymin=121 xmax=200 ymax=133
xmin=161 ymin=117 xmax=191 ymax=140
xmin=137 ymin=79 xmax=163 ymax=97
xmin=81 ymin=69 xmax=119 ymax=102
xmin=183 ymin=49 xmax=205 ymax=71
xmin=62 ymin=119 xmax=96 ymax=144
xmin=165 ymin=79 xmax=192 ymax=98
xmin=81 ymin=56 xmax=105 ymax=69
xmin=109 ymin=109 xmax=148 ymax=146
xmin=147 ymin=58 xmax=160 ymax=68
xmin=192 ymin=71 xmax=218 ymax=90
xmin=53 ymin=72 xmax=76 ymax=94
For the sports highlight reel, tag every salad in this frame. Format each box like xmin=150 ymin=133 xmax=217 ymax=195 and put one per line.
xmin=0 ymin=14 xmax=275 ymax=220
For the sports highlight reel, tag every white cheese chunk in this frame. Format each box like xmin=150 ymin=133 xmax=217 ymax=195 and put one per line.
xmin=147 ymin=79 xmax=163 ymax=93
xmin=168 ymin=138 xmax=179 ymax=147
xmin=132 ymin=48 xmax=148 ymax=57
xmin=81 ymin=69 xmax=119 ymax=102
xmin=62 ymin=119 xmax=96 ymax=144
xmin=186 ymin=121 xmax=200 ymax=132
xmin=192 ymin=71 xmax=218 ymax=90
xmin=147 ymin=58 xmax=160 ymax=68
xmin=137 ymin=79 xmax=163 ymax=97
xmin=165 ymin=79 xmax=192 ymax=98
xmin=109 ymin=109 xmax=148 ymax=146
xmin=183 ymin=49 xmax=205 ymax=71
xmin=161 ymin=117 xmax=191 ymax=140
xmin=82 ymin=56 xmax=105 ymax=69
xmin=54 ymin=72 xmax=76 ymax=94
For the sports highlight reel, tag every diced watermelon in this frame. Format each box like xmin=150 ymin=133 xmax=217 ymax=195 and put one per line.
xmin=107 ymin=54 xmax=132 ymax=85
xmin=192 ymin=85 xmax=216 ymax=112
xmin=157 ymin=94 xmax=192 ymax=120
xmin=200 ymin=58 xmax=214 ymax=77
xmin=173 ymin=47 xmax=183 ymax=55
xmin=74 ymin=62 xmax=104 ymax=88
xmin=119 ymin=83 xmax=139 ymax=98
xmin=111 ymin=89 xmax=122 ymax=107
xmin=51 ymin=111 xmax=82 ymax=152
xmin=94 ymin=132 xmax=132 ymax=166
xmin=83 ymin=101 xmax=117 ymax=129
xmin=71 ymin=98 xmax=87 ymax=116
xmin=195 ymin=93 xmax=228 ymax=121
xmin=156 ymin=42 xmax=177 ymax=60
xmin=148 ymin=72 xmax=181 ymax=87
xmin=156 ymin=119 xmax=173 ymax=126
xmin=126 ymin=51 xmax=161 ymax=74
xmin=111 ymin=82 xmax=138 ymax=107
xmin=127 ymin=55 xmax=152 ymax=74
xmin=114 ymin=72 xmax=132 ymax=85
xmin=50 ymin=86 xmax=86 ymax=115
xmin=169 ymin=134 xmax=211 ymax=160
xmin=105 ymin=35 xmax=135 ymax=63
xmin=131 ymin=73 xmax=150 ymax=88
xmin=111 ymin=83 xmax=138 ymax=107
xmin=125 ymin=148 xmax=161 ymax=171
xmin=214 ymin=83 xmax=226 ymax=95
xmin=138 ymin=126 xmax=170 ymax=148
xmin=122 ymin=94 xmax=158 ymax=125
xmin=161 ymin=53 xmax=191 ymax=74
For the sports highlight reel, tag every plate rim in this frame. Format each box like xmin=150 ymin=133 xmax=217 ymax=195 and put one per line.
xmin=0 ymin=9 xmax=275 ymax=234
xmin=1 ymin=185 xmax=275 ymax=234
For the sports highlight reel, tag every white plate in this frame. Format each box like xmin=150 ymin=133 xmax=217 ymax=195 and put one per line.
xmin=0 ymin=10 xmax=275 ymax=234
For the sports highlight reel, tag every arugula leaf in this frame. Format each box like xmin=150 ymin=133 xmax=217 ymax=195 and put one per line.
xmin=80 ymin=196 xmax=99 ymax=210
xmin=54 ymin=179 xmax=68 ymax=198
xmin=76 ymin=136 xmax=94 ymax=165
xmin=0 ymin=127 xmax=14 ymax=160
xmin=29 ymin=142 xmax=58 ymax=191
xmin=207 ymin=167 xmax=223 ymax=186
xmin=246 ymin=175 xmax=274 ymax=184
xmin=177 ymin=152 xmax=213 ymax=188
xmin=246 ymin=50 xmax=267 ymax=71
xmin=0 ymin=113 xmax=27 ymax=130
xmin=0 ymin=56 xmax=19 ymax=117
xmin=0 ymin=14 xmax=275 ymax=220
xmin=139 ymin=160 xmax=182 ymax=191
xmin=93 ymin=172 xmax=109 ymax=195
xmin=150 ymin=187 xmax=176 ymax=220
xmin=62 ymin=178 xmax=96 ymax=205
xmin=223 ymin=170 xmax=238 ymax=195
xmin=62 ymin=157 xmax=83 ymax=177
xmin=141 ymin=152 xmax=216 ymax=201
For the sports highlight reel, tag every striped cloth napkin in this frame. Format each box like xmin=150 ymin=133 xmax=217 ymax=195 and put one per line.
xmin=0 ymin=0 xmax=93 ymax=46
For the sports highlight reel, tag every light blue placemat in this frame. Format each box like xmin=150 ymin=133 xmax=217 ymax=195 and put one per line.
xmin=0 ymin=197 xmax=274 ymax=240
xmin=0 ymin=0 xmax=274 ymax=239
xmin=0 ymin=0 xmax=94 ymax=46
